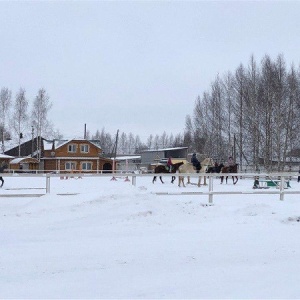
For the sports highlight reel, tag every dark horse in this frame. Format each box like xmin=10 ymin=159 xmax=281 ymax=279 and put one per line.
xmin=206 ymin=163 xmax=224 ymax=174
xmin=220 ymin=164 xmax=238 ymax=185
xmin=153 ymin=161 xmax=184 ymax=184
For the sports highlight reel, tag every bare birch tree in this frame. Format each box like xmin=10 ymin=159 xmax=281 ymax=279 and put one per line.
xmin=0 ymin=87 xmax=12 ymax=152
xmin=12 ymin=88 xmax=29 ymax=156
xmin=31 ymin=88 xmax=52 ymax=160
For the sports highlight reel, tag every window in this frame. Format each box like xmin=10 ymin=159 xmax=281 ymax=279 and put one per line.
xmin=81 ymin=162 xmax=92 ymax=170
xmin=68 ymin=144 xmax=77 ymax=153
xmin=65 ymin=162 xmax=76 ymax=171
xmin=80 ymin=144 xmax=89 ymax=153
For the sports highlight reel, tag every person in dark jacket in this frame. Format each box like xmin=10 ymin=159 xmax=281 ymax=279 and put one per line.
xmin=191 ymin=153 xmax=201 ymax=173
xmin=0 ymin=163 xmax=8 ymax=187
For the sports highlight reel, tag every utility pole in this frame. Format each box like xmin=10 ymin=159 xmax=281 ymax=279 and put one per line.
xmin=31 ymin=126 xmax=34 ymax=157
xmin=233 ymin=133 xmax=236 ymax=162
xmin=110 ymin=129 xmax=119 ymax=181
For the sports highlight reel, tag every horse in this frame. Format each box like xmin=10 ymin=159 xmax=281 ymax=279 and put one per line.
xmin=206 ymin=163 xmax=224 ymax=174
xmin=152 ymin=161 xmax=184 ymax=184
xmin=178 ymin=158 xmax=214 ymax=187
xmin=220 ymin=164 xmax=238 ymax=185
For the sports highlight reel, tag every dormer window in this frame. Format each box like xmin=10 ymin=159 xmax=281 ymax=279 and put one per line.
xmin=80 ymin=144 xmax=89 ymax=153
xmin=68 ymin=144 xmax=77 ymax=153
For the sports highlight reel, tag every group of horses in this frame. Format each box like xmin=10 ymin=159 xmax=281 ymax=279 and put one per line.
xmin=152 ymin=158 xmax=238 ymax=187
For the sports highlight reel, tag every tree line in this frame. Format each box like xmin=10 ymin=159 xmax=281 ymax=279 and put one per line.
xmin=0 ymin=87 xmax=185 ymax=156
xmin=184 ymin=54 xmax=300 ymax=171
xmin=3 ymin=53 xmax=300 ymax=169
xmin=0 ymin=88 xmax=53 ymax=158
xmin=88 ymin=129 xmax=185 ymax=156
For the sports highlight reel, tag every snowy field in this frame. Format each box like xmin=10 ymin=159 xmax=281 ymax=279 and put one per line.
xmin=1 ymin=174 xmax=300 ymax=299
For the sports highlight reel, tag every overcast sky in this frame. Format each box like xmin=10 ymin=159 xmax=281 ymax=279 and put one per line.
xmin=1 ymin=1 xmax=300 ymax=141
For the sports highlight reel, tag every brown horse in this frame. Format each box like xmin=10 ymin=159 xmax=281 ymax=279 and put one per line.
xmin=206 ymin=163 xmax=224 ymax=174
xmin=220 ymin=164 xmax=238 ymax=184
xmin=178 ymin=158 xmax=214 ymax=187
xmin=152 ymin=161 xmax=184 ymax=184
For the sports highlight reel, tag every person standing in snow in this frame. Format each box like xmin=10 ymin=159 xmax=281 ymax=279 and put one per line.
xmin=0 ymin=162 xmax=8 ymax=188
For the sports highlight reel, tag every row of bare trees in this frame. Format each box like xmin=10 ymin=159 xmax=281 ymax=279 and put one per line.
xmin=1 ymin=86 xmax=185 ymax=157
xmin=185 ymin=54 xmax=300 ymax=171
xmin=90 ymin=129 xmax=185 ymax=155
xmin=0 ymin=88 xmax=52 ymax=157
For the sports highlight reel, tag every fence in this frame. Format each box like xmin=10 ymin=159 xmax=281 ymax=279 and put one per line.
xmin=1 ymin=171 xmax=300 ymax=203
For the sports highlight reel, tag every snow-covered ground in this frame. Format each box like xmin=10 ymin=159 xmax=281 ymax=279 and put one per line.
xmin=1 ymin=174 xmax=300 ymax=299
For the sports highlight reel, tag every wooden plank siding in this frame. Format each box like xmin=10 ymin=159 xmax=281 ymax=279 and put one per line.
xmin=42 ymin=139 xmax=114 ymax=173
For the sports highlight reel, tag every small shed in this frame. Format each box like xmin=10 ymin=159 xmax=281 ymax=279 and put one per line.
xmin=9 ymin=157 xmax=39 ymax=172
xmin=0 ymin=154 xmax=14 ymax=168
xmin=141 ymin=147 xmax=188 ymax=171
xmin=115 ymin=155 xmax=141 ymax=172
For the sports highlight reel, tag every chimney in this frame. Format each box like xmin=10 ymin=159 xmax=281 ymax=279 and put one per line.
xmin=84 ymin=124 xmax=87 ymax=139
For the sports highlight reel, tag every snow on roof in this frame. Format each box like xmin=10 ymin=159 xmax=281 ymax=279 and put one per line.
xmin=115 ymin=155 xmax=141 ymax=161
xmin=141 ymin=147 xmax=188 ymax=153
xmin=52 ymin=139 xmax=102 ymax=150
xmin=9 ymin=157 xmax=26 ymax=164
xmin=0 ymin=153 xmax=14 ymax=159
xmin=9 ymin=157 xmax=39 ymax=164
xmin=43 ymin=140 xmax=54 ymax=151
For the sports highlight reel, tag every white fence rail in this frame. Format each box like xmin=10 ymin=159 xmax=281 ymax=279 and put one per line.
xmin=1 ymin=172 xmax=300 ymax=203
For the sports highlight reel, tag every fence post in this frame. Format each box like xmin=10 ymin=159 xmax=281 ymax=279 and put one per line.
xmin=280 ymin=176 xmax=284 ymax=201
xmin=132 ymin=175 xmax=136 ymax=186
xmin=46 ymin=174 xmax=51 ymax=193
xmin=208 ymin=175 xmax=213 ymax=204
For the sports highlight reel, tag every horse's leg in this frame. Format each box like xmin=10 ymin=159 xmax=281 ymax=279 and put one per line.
xmin=234 ymin=176 xmax=238 ymax=185
xmin=220 ymin=176 xmax=224 ymax=184
xmin=171 ymin=176 xmax=175 ymax=184
xmin=179 ymin=176 xmax=185 ymax=187
xmin=226 ymin=176 xmax=228 ymax=184
xmin=152 ymin=176 xmax=156 ymax=184
xmin=203 ymin=176 xmax=207 ymax=185
xmin=178 ymin=176 xmax=182 ymax=187
xmin=198 ymin=176 xmax=201 ymax=187
xmin=187 ymin=176 xmax=191 ymax=184
xmin=159 ymin=176 xmax=164 ymax=184
xmin=0 ymin=177 xmax=3 ymax=187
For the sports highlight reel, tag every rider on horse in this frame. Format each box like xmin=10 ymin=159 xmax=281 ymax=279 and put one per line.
xmin=191 ymin=153 xmax=201 ymax=173
xmin=167 ymin=157 xmax=173 ymax=172
xmin=227 ymin=156 xmax=235 ymax=173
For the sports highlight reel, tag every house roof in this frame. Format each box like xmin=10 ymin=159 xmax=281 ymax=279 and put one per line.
xmin=43 ymin=140 xmax=54 ymax=151
xmin=0 ymin=153 xmax=14 ymax=159
xmin=115 ymin=155 xmax=141 ymax=161
xmin=10 ymin=157 xmax=39 ymax=164
xmin=45 ymin=139 xmax=102 ymax=151
xmin=141 ymin=147 xmax=188 ymax=153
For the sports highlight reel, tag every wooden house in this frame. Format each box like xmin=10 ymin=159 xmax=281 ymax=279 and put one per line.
xmin=4 ymin=137 xmax=114 ymax=173
xmin=42 ymin=138 xmax=114 ymax=173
